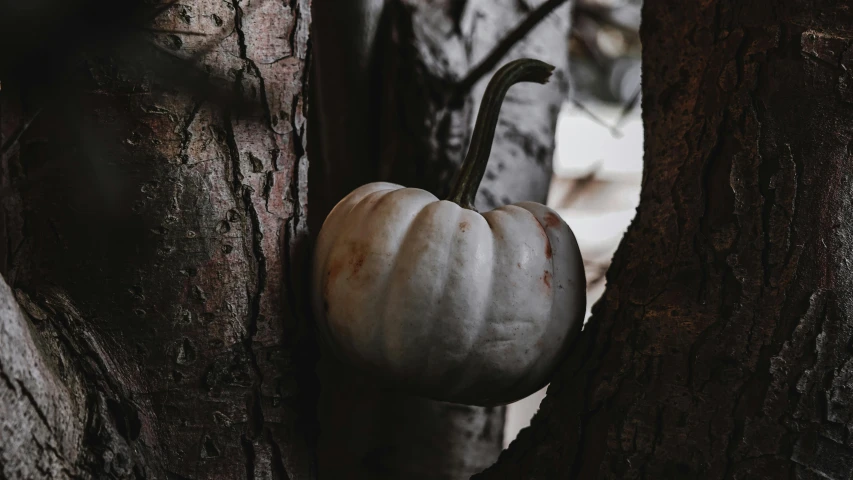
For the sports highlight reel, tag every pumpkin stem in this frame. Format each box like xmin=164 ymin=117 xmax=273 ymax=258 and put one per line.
xmin=446 ymin=58 xmax=555 ymax=210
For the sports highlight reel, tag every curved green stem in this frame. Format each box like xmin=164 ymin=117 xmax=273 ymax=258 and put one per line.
xmin=446 ymin=58 xmax=555 ymax=210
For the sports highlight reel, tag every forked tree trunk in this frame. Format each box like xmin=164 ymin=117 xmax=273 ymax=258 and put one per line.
xmin=311 ymin=1 xmax=569 ymax=478
xmin=477 ymin=0 xmax=853 ymax=478
xmin=7 ymin=0 xmax=853 ymax=479
xmin=1 ymin=1 xmax=316 ymax=478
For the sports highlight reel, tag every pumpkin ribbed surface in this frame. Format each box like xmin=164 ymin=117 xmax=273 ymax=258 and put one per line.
xmin=312 ymin=182 xmax=585 ymax=405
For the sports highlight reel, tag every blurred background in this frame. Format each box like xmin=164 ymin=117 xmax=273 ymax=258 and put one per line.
xmin=503 ymin=0 xmax=643 ymax=447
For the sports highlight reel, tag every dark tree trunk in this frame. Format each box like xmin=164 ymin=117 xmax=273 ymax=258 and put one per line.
xmin=1 ymin=1 xmax=316 ymax=478
xmin=477 ymin=0 xmax=853 ymax=478
xmin=310 ymin=1 xmax=570 ymax=479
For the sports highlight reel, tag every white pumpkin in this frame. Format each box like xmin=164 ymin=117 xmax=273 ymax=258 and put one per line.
xmin=311 ymin=59 xmax=586 ymax=406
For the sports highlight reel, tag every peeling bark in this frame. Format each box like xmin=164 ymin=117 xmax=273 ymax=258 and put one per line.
xmin=477 ymin=1 xmax=853 ymax=478
xmin=1 ymin=0 xmax=316 ymax=478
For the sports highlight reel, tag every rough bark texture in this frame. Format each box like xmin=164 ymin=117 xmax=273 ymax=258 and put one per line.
xmin=0 ymin=0 xmax=316 ymax=478
xmin=0 ymin=274 xmax=86 ymax=478
xmin=477 ymin=0 xmax=853 ymax=478
xmin=310 ymin=1 xmax=570 ymax=479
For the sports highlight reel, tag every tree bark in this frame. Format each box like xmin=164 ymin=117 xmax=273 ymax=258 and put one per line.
xmin=477 ymin=0 xmax=853 ymax=478
xmin=310 ymin=1 xmax=570 ymax=479
xmin=0 ymin=0 xmax=316 ymax=478
xmin=0 ymin=273 xmax=86 ymax=478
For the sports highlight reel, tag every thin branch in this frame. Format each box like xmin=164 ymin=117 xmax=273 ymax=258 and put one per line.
xmin=569 ymin=98 xmax=623 ymax=138
xmin=455 ymin=0 xmax=570 ymax=96
xmin=613 ymin=83 xmax=641 ymax=129
xmin=0 ymin=109 xmax=42 ymax=159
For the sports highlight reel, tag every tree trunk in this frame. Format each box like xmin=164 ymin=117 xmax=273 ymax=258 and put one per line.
xmin=477 ymin=0 xmax=853 ymax=478
xmin=310 ymin=1 xmax=570 ymax=479
xmin=1 ymin=1 xmax=316 ymax=478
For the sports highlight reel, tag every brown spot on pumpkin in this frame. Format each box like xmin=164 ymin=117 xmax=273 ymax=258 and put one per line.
xmin=517 ymin=262 xmax=522 ymax=268
xmin=459 ymin=221 xmax=470 ymax=232
xmin=544 ymin=212 xmax=561 ymax=228
xmin=324 ymin=258 xmax=345 ymax=300
xmin=542 ymin=271 xmax=552 ymax=289
xmin=350 ymin=253 xmax=366 ymax=275
xmin=545 ymin=240 xmax=552 ymax=259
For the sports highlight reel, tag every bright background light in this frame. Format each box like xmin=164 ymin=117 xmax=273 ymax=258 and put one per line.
xmin=503 ymin=99 xmax=643 ymax=447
